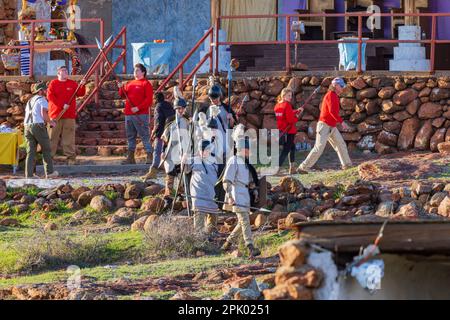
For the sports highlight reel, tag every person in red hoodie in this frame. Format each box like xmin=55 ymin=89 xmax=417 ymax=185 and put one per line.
xmin=47 ymin=65 xmax=86 ymax=165
xmin=118 ymin=63 xmax=154 ymax=164
xmin=274 ymin=88 xmax=298 ymax=174
xmin=297 ymin=78 xmax=352 ymax=174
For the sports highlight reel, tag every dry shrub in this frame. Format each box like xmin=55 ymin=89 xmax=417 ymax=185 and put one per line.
xmin=12 ymin=228 xmax=110 ymax=273
xmin=143 ymin=215 xmax=213 ymax=258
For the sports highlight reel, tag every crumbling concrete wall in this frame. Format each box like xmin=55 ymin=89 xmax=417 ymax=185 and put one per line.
xmin=309 ymin=252 xmax=450 ymax=300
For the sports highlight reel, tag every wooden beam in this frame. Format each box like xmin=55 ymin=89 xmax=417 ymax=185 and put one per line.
xmin=294 ymin=221 xmax=450 ymax=254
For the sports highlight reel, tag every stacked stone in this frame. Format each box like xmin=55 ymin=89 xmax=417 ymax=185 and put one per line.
xmin=263 ymin=240 xmax=323 ymax=300
xmin=0 ymin=81 xmax=32 ymax=130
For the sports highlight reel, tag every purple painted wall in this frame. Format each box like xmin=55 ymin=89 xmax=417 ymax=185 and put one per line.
xmin=277 ymin=0 xmax=450 ymax=40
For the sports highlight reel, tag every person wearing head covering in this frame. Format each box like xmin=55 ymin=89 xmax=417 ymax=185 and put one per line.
xmin=24 ymin=82 xmax=58 ymax=179
xmin=141 ymin=92 xmax=175 ymax=180
xmin=220 ymin=137 xmax=261 ymax=258
xmin=182 ymin=140 xmax=219 ymax=234
xmin=160 ymin=97 xmax=190 ymax=210
xmin=297 ymin=77 xmax=353 ymax=174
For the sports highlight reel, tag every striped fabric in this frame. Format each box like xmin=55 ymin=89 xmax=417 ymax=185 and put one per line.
xmin=20 ymin=41 xmax=30 ymax=76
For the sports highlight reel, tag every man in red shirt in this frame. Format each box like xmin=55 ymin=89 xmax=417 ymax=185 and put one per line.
xmin=297 ymin=78 xmax=352 ymax=174
xmin=47 ymin=65 xmax=86 ymax=165
xmin=118 ymin=63 xmax=153 ymax=164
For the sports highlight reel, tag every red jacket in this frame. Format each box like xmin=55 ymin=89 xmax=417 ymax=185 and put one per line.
xmin=119 ymin=79 xmax=153 ymax=116
xmin=319 ymin=91 xmax=343 ymax=127
xmin=47 ymin=79 xmax=86 ymax=120
xmin=274 ymin=101 xmax=298 ymax=135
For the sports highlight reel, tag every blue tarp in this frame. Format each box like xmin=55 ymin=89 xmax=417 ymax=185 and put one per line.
xmin=338 ymin=37 xmax=368 ymax=71
xmin=132 ymin=42 xmax=173 ymax=76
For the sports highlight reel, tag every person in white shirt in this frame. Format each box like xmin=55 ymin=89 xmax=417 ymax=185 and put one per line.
xmin=24 ymin=82 xmax=58 ymax=179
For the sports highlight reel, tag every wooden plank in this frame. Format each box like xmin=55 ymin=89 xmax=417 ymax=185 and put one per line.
xmin=294 ymin=221 xmax=450 ymax=254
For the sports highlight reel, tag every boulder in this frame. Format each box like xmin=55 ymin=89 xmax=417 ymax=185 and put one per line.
xmin=430 ymin=88 xmax=450 ymax=101
xmin=438 ymin=142 xmax=450 ymax=155
xmin=418 ymin=102 xmax=443 ymax=119
xmin=77 ymin=190 xmax=102 ymax=207
xmin=397 ymin=117 xmax=421 ymax=150
xmin=430 ymin=192 xmax=447 ymax=208
xmin=263 ymin=284 xmax=313 ymax=300
xmin=0 ymin=218 xmax=19 ymax=226
xmin=340 ymin=98 xmax=357 ymax=111
xmin=287 ymin=77 xmax=302 ymax=94
xmin=382 ymin=100 xmax=404 ymax=114
xmin=357 ymin=88 xmax=377 ymax=100
xmin=430 ymin=128 xmax=447 ymax=152
xmin=383 ymin=121 xmax=402 ymax=135
xmin=278 ymin=240 xmax=307 ymax=268
xmin=140 ymin=197 xmax=165 ymax=214
xmin=350 ymin=77 xmax=367 ymax=90
xmin=414 ymin=120 xmax=434 ymax=150
xmin=394 ymin=202 xmax=422 ymax=219
xmin=377 ymin=130 xmax=398 ymax=147
xmin=285 ymin=212 xmax=308 ymax=227
xmin=375 ymin=201 xmax=396 ymax=217
xmin=0 ymin=179 xmax=6 ymax=200
xmin=108 ymin=207 xmax=135 ymax=225
xmin=438 ymin=197 xmax=450 ymax=217
xmin=131 ymin=215 xmax=150 ymax=231
xmin=275 ymin=266 xmax=323 ymax=288
xmin=322 ymin=208 xmax=351 ymax=221
xmin=124 ymin=182 xmax=146 ymax=200
xmin=143 ymin=215 xmax=159 ymax=231
xmin=393 ymin=89 xmax=418 ymax=106
xmin=378 ymin=86 xmax=396 ymax=99
xmin=90 ymin=195 xmax=113 ymax=212
xmin=143 ymin=184 xmax=164 ymax=197
xmin=265 ymin=79 xmax=284 ymax=96
xmin=278 ymin=177 xmax=304 ymax=194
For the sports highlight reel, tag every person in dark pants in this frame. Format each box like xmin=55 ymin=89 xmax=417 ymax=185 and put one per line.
xmin=24 ymin=82 xmax=58 ymax=179
xmin=274 ymin=88 xmax=298 ymax=174
xmin=141 ymin=92 xmax=175 ymax=180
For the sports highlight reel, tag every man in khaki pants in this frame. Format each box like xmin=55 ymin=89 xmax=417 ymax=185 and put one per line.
xmin=47 ymin=66 xmax=86 ymax=165
xmin=298 ymin=78 xmax=352 ymax=174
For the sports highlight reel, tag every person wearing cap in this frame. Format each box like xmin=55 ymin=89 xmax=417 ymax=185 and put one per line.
xmin=297 ymin=77 xmax=353 ymax=174
xmin=47 ymin=65 xmax=86 ymax=165
xmin=160 ymin=97 xmax=190 ymax=210
xmin=141 ymin=92 xmax=175 ymax=180
xmin=182 ymin=140 xmax=219 ymax=234
xmin=221 ymin=137 xmax=261 ymax=258
xmin=24 ymin=82 xmax=58 ymax=179
xmin=118 ymin=63 xmax=154 ymax=165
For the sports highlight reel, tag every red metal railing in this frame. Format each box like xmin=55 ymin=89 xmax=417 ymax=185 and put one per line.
xmin=156 ymin=27 xmax=214 ymax=93
xmin=0 ymin=18 xmax=127 ymax=103
xmin=214 ymin=12 xmax=450 ymax=74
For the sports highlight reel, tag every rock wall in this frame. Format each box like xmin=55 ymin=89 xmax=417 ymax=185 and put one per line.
xmin=1 ymin=74 xmax=450 ymax=156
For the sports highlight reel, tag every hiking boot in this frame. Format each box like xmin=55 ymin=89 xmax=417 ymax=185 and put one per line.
xmin=146 ymin=152 xmax=153 ymax=165
xmin=247 ymin=244 xmax=261 ymax=258
xmin=297 ymin=166 xmax=309 ymax=175
xmin=46 ymin=171 xmax=59 ymax=179
xmin=141 ymin=167 xmax=158 ymax=181
xmin=122 ymin=151 xmax=136 ymax=165
xmin=221 ymin=241 xmax=232 ymax=252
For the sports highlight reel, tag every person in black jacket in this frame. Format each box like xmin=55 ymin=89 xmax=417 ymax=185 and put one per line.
xmin=142 ymin=92 xmax=175 ymax=180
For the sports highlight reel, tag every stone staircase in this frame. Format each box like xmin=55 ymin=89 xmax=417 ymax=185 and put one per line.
xmin=76 ymin=81 xmax=145 ymax=157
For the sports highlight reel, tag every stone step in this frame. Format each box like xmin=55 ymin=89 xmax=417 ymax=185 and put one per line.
xmin=393 ymin=46 xmax=426 ymax=60
xmin=77 ymin=130 xmax=127 ymax=138
xmin=389 ymin=59 xmax=431 ymax=71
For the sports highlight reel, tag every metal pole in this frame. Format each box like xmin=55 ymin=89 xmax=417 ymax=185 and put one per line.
xmin=209 ymin=29 xmax=214 ymax=74
xmin=179 ymin=66 xmax=183 ymax=89
xmin=123 ymin=28 xmax=127 ymax=74
xmin=99 ymin=19 xmax=104 ymax=76
xmin=358 ymin=14 xmax=363 ymax=74
xmin=286 ymin=16 xmax=291 ymax=73
xmin=215 ymin=17 xmax=220 ymax=75
xmin=430 ymin=15 xmax=436 ymax=73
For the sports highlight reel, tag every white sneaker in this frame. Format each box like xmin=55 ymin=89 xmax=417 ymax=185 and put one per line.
xmin=46 ymin=171 xmax=59 ymax=179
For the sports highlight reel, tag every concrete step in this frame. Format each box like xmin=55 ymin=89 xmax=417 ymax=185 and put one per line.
xmin=389 ymin=59 xmax=431 ymax=71
xmin=393 ymin=46 xmax=426 ymax=60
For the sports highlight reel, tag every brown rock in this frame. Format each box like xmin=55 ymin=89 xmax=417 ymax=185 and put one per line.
xmin=414 ymin=120 xmax=434 ymax=150
xmin=279 ymin=177 xmax=304 ymax=194
xmin=438 ymin=197 xmax=450 ymax=217
xmin=77 ymin=190 xmax=102 ymax=207
xmin=366 ymin=99 xmax=381 ymax=115
xmin=412 ymin=81 xmax=426 ymax=91
xmin=383 ymin=121 xmax=402 ymax=135
xmin=394 ymin=81 xmax=407 ymax=91
xmin=340 ymin=98 xmax=357 ymax=111
xmin=0 ymin=179 xmax=6 ymax=200
xmin=287 ymin=77 xmax=302 ymax=94
xmin=419 ymin=87 xmax=431 ymax=98
xmin=375 ymin=142 xmax=396 ymax=154
xmin=131 ymin=216 xmax=149 ymax=231
xmin=262 ymin=115 xmax=277 ymax=129
xmin=430 ymin=193 xmax=447 ymax=208
xmin=254 ymin=214 xmax=267 ymax=229
xmin=432 ymin=117 xmax=446 ymax=128
xmin=357 ymin=88 xmax=377 ymax=100
xmin=438 ymin=142 xmax=450 ymax=155
xmin=350 ymin=77 xmax=367 ymax=90
xmin=393 ymin=111 xmax=412 ymax=122
xmin=342 ymin=132 xmax=362 ymax=142
xmin=90 ymin=195 xmax=113 ymax=212
xmin=265 ymin=79 xmax=284 ymax=96
xmin=394 ymin=202 xmax=421 ymax=219
xmin=44 ymin=222 xmax=57 ymax=231
xmin=430 ymin=88 xmax=450 ymax=101
xmin=278 ymin=240 xmax=307 ymax=268
xmin=398 ymin=117 xmax=421 ymax=150
xmin=382 ymin=100 xmax=404 ymax=114
xmin=140 ymin=197 xmax=165 ymax=214
xmin=6 ymin=81 xmax=31 ymax=94
xmin=125 ymin=199 xmax=141 ymax=208
xmin=393 ymin=89 xmax=418 ymax=106
xmin=377 ymin=130 xmax=398 ymax=147
xmin=285 ymin=212 xmax=308 ymax=227
xmin=0 ymin=218 xmax=19 ymax=226
xmin=418 ymin=102 xmax=443 ymax=119
xmin=430 ymin=128 xmax=446 ymax=152
xmin=378 ymin=87 xmax=396 ymax=99
xmin=143 ymin=215 xmax=159 ymax=231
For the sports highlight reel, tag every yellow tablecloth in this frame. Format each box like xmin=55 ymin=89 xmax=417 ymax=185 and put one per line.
xmin=0 ymin=132 xmax=23 ymax=166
